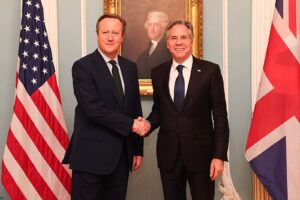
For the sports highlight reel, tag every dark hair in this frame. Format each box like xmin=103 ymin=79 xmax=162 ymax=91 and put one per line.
xmin=166 ymin=19 xmax=194 ymax=39
xmin=96 ymin=14 xmax=126 ymax=35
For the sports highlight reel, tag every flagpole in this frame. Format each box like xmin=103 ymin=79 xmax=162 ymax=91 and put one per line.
xmin=253 ymin=173 xmax=272 ymax=200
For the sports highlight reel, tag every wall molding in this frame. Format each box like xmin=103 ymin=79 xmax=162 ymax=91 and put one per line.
xmin=218 ymin=1 xmax=241 ymax=199
xmin=81 ymin=0 xmax=87 ymax=57
xmin=223 ymin=0 xmax=229 ymax=103
xmin=251 ymin=0 xmax=275 ymax=109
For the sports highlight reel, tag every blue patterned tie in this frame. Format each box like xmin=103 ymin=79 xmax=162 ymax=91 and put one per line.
xmin=174 ymin=65 xmax=185 ymax=112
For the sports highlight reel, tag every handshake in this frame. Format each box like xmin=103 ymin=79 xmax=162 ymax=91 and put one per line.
xmin=132 ymin=117 xmax=151 ymax=137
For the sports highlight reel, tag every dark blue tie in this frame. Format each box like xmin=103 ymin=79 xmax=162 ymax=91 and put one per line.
xmin=174 ymin=65 xmax=185 ymax=112
xmin=109 ymin=60 xmax=124 ymax=104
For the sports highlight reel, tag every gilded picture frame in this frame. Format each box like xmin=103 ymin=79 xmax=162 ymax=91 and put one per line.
xmin=104 ymin=0 xmax=203 ymax=95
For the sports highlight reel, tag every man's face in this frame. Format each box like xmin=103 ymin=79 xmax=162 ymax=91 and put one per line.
xmin=146 ymin=17 xmax=165 ymax=41
xmin=97 ymin=18 xmax=123 ymax=59
xmin=167 ymin=24 xmax=193 ymax=64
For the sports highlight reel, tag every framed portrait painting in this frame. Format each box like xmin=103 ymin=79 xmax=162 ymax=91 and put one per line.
xmin=104 ymin=0 xmax=203 ymax=95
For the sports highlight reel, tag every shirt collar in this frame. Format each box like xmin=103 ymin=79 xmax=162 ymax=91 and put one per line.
xmin=171 ymin=55 xmax=193 ymax=72
xmin=98 ymin=48 xmax=119 ymax=65
xmin=151 ymin=40 xmax=159 ymax=46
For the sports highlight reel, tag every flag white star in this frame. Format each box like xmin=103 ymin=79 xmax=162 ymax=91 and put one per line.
xmin=31 ymin=78 xmax=37 ymax=85
xmin=33 ymin=40 xmax=39 ymax=47
xmin=35 ymin=3 xmax=40 ymax=9
xmin=24 ymin=25 xmax=30 ymax=32
xmin=24 ymin=38 xmax=29 ymax=44
xmin=25 ymin=12 xmax=31 ymax=19
xmin=42 ymin=68 xmax=48 ymax=75
xmin=26 ymin=0 xmax=32 ymax=6
xmin=42 ymin=56 xmax=48 ymax=62
xmin=34 ymin=28 xmax=39 ymax=34
xmin=32 ymin=66 xmax=38 ymax=72
xmin=43 ymin=31 xmax=47 ymax=37
xmin=19 ymin=37 xmax=22 ymax=43
xmin=21 ymin=63 xmax=27 ymax=70
xmin=22 ymin=51 xmax=28 ymax=57
xmin=33 ymin=53 xmax=39 ymax=60
xmin=35 ymin=16 xmax=41 ymax=22
xmin=43 ymin=43 xmax=48 ymax=49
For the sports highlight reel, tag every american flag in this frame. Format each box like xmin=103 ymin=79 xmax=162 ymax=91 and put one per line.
xmin=1 ymin=0 xmax=71 ymax=199
xmin=245 ymin=0 xmax=300 ymax=199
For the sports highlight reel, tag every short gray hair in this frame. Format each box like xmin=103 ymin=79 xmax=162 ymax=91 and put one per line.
xmin=144 ymin=11 xmax=169 ymax=29
xmin=166 ymin=19 xmax=194 ymax=39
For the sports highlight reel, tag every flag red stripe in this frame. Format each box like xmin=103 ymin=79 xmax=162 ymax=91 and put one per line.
xmin=47 ymin=73 xmax=62 ymax=104
xmin=289 ymin=0 xmax=296 ymax=36
xmin=1 ymin=162 xmax=26 ymax=200
xmin=14 ymin=97 xmax=71 ymax=192
xmin=6 ymin=129 xmax=56 ymax=199
xmin=31 ymin=89 xmax=69 ymax=148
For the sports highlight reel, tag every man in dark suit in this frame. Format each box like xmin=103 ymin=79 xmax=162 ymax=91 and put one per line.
xmin=143 ymin=20 xmax=229 ymax=200
xmin=63 ymin=14 xmax=147 ymax=200
xmin=137 ymin=11 xmax=172 ymax=79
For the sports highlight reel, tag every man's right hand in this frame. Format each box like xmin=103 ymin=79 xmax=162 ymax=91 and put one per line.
xmin=132 ymin=117 xmax=151 ymax=136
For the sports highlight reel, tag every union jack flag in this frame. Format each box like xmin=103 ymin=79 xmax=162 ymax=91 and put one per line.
xmin=1 ymin=0 xmax=71 ymax=199
xmin=245 ymin=0 xmax=300 ymax=199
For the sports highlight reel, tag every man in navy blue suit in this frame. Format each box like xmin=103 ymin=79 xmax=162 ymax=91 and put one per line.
xmin=144 ymin=20 xmax=229 ymax=200
xmin=63 ymin=14 xmax=148 ymax=200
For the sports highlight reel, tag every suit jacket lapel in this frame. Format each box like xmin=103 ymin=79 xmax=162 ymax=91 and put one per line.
xmin=182 ymin=57 xmax=204 ymax=111
xmin=160 ymin=61 xmax=179 ymax=112
xmin=92 ymin=50 xmax=123 ymax=108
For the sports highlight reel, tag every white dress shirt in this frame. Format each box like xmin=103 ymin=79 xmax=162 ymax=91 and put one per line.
xmin=169 ymin=55 xmax=193 ymax=100
xmin=98 ymin=48 xmax=125 ymax=93
xmin=149 ymin=40 xmax=159 ymax=55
